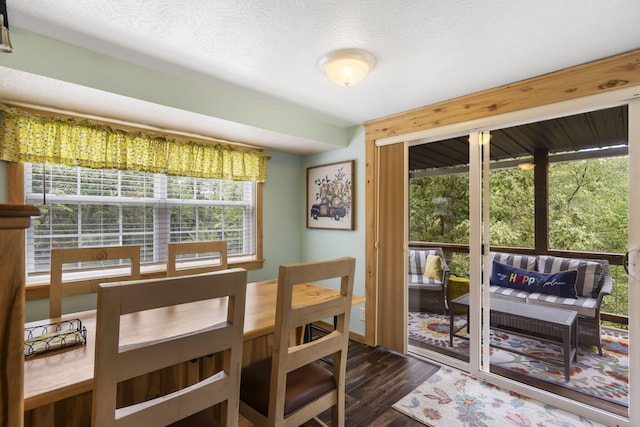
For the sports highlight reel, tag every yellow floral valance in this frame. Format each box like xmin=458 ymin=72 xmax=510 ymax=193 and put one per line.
xmin=0 ymin=106 xmax=269 ymax=182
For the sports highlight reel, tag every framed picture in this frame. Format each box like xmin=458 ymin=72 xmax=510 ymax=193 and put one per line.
xmin=307 ymin=160 xmax=354 ymax=230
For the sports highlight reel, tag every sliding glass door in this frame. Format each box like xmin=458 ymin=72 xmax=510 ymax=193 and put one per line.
xmin=407 ymin=96 xmax=639 ymax=426
xmin=471 ymin=102 xmax=637 ymax=426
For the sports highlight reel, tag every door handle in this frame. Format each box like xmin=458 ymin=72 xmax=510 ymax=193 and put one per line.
xmin=625 ymin=248 xmax=640 ymax=280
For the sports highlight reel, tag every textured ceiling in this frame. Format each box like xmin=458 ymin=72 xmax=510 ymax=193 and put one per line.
xmin=5 ymin=0 xmax=640 ymax=153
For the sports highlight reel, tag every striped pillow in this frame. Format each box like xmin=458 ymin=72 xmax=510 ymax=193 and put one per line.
xmin=536 ymin=255 xmax=603 ymax=297
xmin=408 ymin=249 xmax=439 ymax=276
xmin=488 ymin=252 xmax=537 ymax=283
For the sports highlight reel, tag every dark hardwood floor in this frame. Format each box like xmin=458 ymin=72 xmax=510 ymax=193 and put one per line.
xmin=244 ymin=336 xmax=626 ymax=426
xmin=316 ymin=340 xmax=440 ymax=426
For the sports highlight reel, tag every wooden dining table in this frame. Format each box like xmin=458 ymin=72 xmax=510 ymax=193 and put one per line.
xmin=23 ymin=278 xmax=365 ymax=427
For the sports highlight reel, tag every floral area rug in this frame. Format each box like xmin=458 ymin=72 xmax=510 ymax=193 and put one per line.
xmin=393 ymin=366 xmax=609 ymax=427
xmin=408 ymin=312 xmax=629 ymax=407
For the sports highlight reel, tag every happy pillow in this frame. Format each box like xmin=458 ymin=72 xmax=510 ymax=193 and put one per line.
xmin=491 ymin=261 xmax=578 ymax=299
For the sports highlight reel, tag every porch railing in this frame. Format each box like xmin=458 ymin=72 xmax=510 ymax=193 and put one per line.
xmin=409 ymin=242 xmax=628 ymax=328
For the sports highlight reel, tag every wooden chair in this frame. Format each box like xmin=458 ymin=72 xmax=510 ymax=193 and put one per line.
xmin=49 ymin=245 xmax=141 ymax=318
xmin=239 ymin=257 xmax=355 ymax=427
xmin=92 ymin=268 xmax=247 ymax=427
xmin=167 ymin=241 xmax=228 ymax=277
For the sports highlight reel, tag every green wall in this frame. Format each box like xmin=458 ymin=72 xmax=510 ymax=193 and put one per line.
xmin=301 ymin=126 xmax=366 ymax=335
xmin=0 ymin=28 xmax=367 ymax=335
xmin=248 ymin=150 xmax=304 ymax=283
xmin=1 ymin=28 xmax=350 ymax=147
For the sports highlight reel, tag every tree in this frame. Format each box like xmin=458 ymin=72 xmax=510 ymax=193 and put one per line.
xmin=409 ymin=155 xmax=629 ymax=317
xmin=549 ymin=157 xmax=627 ymax=253
xmin=409 ymin=173 xmax=469 ymax=243
xmin=489 ymin=168 xmax=534 ymax=247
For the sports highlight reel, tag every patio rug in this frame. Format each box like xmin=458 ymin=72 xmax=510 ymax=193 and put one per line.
xmin=408 ymin=312 xmax=629 ymax=407
xmin=393 ymin=366 xmax=609 ymax=427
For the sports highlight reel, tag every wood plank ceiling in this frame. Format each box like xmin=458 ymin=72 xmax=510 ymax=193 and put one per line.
xmin=408 ymin=105 xmax=628 ymax=171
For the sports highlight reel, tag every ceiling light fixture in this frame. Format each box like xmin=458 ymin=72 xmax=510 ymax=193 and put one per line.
xmin=518 ymin=162 xmax=535 ymax=170
xmin=319 ymin=49 xmax=375 ymax=87
xmin=480 ymin=133 xmax=492 ymax=146
xmin=0 ymin=0 xmax=13 ymax=53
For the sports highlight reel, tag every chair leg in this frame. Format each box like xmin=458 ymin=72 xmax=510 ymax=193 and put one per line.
xmin=333 ymin=391 xmax=345 ymax=427
xmin=442 ymin=289 xmax=449 ymax=314
xmin=331 ymin=407 xmax=342 ymax=427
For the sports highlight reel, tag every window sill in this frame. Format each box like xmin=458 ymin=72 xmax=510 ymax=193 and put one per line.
xmin=25 ymin=257 xmax=264 ymax=301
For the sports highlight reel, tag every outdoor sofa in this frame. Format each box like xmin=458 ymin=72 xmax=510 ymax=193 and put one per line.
xmin=488 ymin=251 xmax=612 ymax=354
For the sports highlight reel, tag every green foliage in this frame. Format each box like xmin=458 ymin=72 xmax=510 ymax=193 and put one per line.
xmin=409 ymin=156 xmax=629 ymax=317
xmin=409 ymin=173 xmax=469 ymax=243
xmin=489 ymin=169 xmax=534 ymax=247
xmin=548 ymin=157 xmax=628 ymax=252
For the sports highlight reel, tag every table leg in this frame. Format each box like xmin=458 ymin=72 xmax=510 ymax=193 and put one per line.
xmin=563 ymin=326 xmax=571 ymax=382
xmin=303 ymin=324 xmax=312 ymax=343
xmin=573 ymin=318 xmax=578 ymax=362
xmin=449 ymin=302 xmax=455 ymax=346
xmin=466 ymin=309 xmax=470 ymax=333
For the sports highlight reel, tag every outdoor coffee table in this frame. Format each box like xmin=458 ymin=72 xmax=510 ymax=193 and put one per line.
xmin=449 ymin=293 xmax=578 ymax=381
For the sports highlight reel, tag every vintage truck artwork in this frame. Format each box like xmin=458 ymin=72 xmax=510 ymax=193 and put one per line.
xmin=307 ymin=160 xmax=353 ymax=230
xmin=310 ymin=197 xmax=347 ymax=221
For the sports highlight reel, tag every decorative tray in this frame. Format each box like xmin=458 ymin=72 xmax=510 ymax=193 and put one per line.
xmin=24 ymin=319 xmax=87 ymax=357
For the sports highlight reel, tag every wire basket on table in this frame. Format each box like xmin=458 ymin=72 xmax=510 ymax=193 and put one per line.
xmin=24 ymin=318 xmax=87 ymax=357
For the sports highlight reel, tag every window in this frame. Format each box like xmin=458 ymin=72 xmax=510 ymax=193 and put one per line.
xmin=24 ymin=163 xmax=257 ymax=274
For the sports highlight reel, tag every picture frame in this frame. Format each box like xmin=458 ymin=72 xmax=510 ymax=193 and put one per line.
xmin=306 ymin=160 xmax=354 ymax=230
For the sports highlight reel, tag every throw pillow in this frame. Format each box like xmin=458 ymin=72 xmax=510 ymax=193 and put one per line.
xmin=536 ymin=255 xmax=603 ymax=298
xmin=491 ymin=261 xmax=578 ymax=298
xmin=408 ymin=249 xmax=427 ymax=275
xmin=487 ymin=252 xmax=537 ymax=282
xmin=423 ymin=254 xmax=443 ymax=281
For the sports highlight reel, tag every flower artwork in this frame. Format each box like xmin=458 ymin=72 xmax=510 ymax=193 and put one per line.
xmin=307 ymin=160 xmax=354 ymax=230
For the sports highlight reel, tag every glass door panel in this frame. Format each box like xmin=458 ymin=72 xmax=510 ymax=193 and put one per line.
xmin=481 ymin=105 xmax=632 ymax=421
xmin=407 ymin=133 xmax=474 ymax=369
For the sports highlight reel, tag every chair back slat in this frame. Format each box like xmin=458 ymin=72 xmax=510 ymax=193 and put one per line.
xmin=167 ymin=241 xmax=228 ymax=277
xmin=92 ymin=268 xmax=247 ymax=427
xmin=49 ymin=245 xmax=140 ymax=318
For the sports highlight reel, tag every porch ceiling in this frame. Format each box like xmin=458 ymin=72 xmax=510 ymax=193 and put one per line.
xmin=409 ymin=106 xmax=628 ymax=171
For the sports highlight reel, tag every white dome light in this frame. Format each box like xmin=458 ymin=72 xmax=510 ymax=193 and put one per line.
xmin=319 ymin=49 xmax=375 ymax=87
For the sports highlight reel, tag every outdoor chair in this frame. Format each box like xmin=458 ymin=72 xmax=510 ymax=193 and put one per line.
xmin=407 ymin=247 xmax=450 ymax=314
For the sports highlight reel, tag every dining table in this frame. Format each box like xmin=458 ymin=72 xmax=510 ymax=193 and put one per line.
xmin=23 ymin=278 xmax=365 ymax=427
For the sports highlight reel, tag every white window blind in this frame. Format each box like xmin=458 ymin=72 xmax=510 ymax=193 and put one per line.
xmin=25 ymin=163 xmax=256 ymax=274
